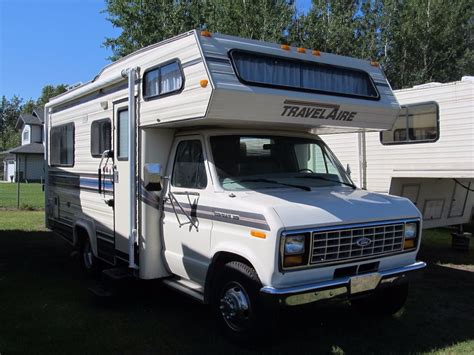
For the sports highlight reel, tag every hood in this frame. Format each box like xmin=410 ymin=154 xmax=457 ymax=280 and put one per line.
xmin=238 ymin=187 xmax=420 ymax=229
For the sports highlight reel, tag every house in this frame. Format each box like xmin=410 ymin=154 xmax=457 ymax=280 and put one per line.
xmin=2 ymin=107 xmax=45 ymax=182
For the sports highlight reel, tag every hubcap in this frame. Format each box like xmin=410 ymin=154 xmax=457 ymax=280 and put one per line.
xmin=219 ymin=282 xmax=251 ymax=332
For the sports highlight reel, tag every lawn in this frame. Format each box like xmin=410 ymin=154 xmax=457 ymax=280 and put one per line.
xmin=0 ymin=210 xmax=46 ymax=231
xmin=0 ymin=213 xmax=473 ymax=354
xmin=0 ymin=182 xmax=44 ymax=209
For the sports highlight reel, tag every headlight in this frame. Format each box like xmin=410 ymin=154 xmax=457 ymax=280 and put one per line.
xmin=284 ymin=234 xmax=306 ymax=255
xmin=404 ymin=223 xmax=417 ymax=239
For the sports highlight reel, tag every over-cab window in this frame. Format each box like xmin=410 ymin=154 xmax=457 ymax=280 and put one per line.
xmin=230 ymin=50 xmax=378 ymax=99
xmin=172 ymin=140 xmax=207 ymax=189
xmin=50 ymin=123 xmax=74 ymax=167
xmin=91 ymin=118 xmax=111 ymax=157
xmin=143 ymin=61 xmax=183 ymax=99
xmin=381 ymin=102 xmax=439 ymax=145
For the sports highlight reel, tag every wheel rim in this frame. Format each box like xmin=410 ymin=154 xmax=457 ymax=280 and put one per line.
xmin=219 ymin=281 xmax=251 ymax=332
xmin=83 ymin=241 xmax=93 ymax=269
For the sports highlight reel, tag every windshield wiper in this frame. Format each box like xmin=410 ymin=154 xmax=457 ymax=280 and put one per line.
xmin=296 ymin=175 xmax=357 ymax=189
xmin=239 ymin=178 xmax=311 ymax=192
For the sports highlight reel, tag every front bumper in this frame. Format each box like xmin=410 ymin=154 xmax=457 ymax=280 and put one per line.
xmin=260 ymin=261 xmax=426 ymax=306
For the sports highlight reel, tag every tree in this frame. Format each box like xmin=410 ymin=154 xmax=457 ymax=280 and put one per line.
xmin=0 ymin=96 xmax=23 ymax=151
xmin=103 ymin=0 xmax=294 ymax=60
xmin=36 ymin=84 xmax=68 ymax=108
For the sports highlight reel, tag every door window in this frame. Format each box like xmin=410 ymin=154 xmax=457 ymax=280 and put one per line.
xmin=172 ymin=140 xmax=207 ymax=189
xmin=117 ymin=109 xmax=129 ymax=160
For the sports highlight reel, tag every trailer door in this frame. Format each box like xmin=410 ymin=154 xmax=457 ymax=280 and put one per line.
xmin=113 ymin=102 xmax=131 ymax=260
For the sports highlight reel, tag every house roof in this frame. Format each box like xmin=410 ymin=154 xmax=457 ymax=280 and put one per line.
xmin=9 ymin=143 xmax=44 ymax=155
xmin=15 ymin=108 xmax=44 ymax=129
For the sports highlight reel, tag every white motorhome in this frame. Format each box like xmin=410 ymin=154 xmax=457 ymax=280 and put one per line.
xmin=321 ymin=78 xmax=474 ymax=230
xmin=45 ymin=30 xmax=425 ymax=339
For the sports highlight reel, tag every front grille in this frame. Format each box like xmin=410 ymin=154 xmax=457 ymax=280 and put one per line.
xmin=311 ymin=222 xmax=405 ymax=265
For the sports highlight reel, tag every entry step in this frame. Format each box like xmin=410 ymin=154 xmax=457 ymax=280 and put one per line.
xmin=88 ymin=283 xmax=113 ymax=298
xmin=102 ymin=267 xmax=135 ymax=280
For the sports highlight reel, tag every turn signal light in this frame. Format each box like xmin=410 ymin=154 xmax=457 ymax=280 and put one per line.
xmin=404 ymin=239 xmax=416 ymax=249
xmin=284 ymin=255 xmax=303 ymax=267
xmin=200 ymin=30 xmax=212 ymax=37
xmin=281 ymin=44 xmax=290 ymax=51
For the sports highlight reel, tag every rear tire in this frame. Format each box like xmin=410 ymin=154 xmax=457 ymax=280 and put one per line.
xmin=80 ymin=238 xmax=101 ymax=276
xmin=351 ymin=282 xmax=409 ymax=316
xmin=213 ymin=261 xmax=276 ymax=342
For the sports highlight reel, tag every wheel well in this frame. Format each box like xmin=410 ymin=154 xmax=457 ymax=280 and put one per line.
xmin=203 ymin=251 xmax=256 ymax=304
xmin=74 ymin=226 xmax=89 ymax=249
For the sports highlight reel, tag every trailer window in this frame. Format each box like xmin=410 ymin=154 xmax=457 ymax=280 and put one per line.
xmin=172 ymin=140 xmax=207 ymax=189
xmin=143 ymin=61 xmax=183 ymax=99
xmin=381 ymin=102 xmax=439 ymax=144
xmin=91 ymin=119 xmax=111 ymax=157
xmin=230 ymin=50 xmax=378 ymax=99
xmin=117 ymin=109 xmax=129 ymax=160
xmin=50 ymin=123 xmax=74 ymax=167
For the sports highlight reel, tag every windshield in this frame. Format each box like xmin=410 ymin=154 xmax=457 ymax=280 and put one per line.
xmin=210 ymin=135 xmax=354 ymax=191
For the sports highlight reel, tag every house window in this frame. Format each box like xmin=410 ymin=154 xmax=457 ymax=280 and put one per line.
xmin=23 ymin=129 xmax=30 ymax=142
xmin=230 ymin=50 xmax=379 ymax=99
xmin=50 ymin=123 xmax=74 ymax=166
xmin=143 ymin=61 xmax=183 ymax=99
xmin=91 ymin=119 xmax=111 ymax=157
xmin=172 ymin=140 xmax=207 ymax=189
xmin=381 ymin=102 xmax=439 ymax=145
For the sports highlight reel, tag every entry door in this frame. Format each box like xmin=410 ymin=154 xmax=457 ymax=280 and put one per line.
xmin=162 ymin=136 xmax=212 ymax=284
xmin=113 ymin=103 xmax=131 ymax=257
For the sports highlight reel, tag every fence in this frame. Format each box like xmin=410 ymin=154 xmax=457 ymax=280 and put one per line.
xmin=0 ymin=182 xmax=44 ymax=210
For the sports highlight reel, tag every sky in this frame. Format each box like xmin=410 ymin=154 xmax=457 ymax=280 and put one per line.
xmin=0 ymin=0 xmax=311 ymax=101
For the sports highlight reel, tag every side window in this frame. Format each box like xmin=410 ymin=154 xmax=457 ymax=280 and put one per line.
xmin=91 ymin=119 xmax=111 ymax=157
xmin=172 ymin=140 xmax=207 ymax=189
xmin=117 ymin=109 xmax=128 ymax=160
xmin=50 ymin=123 xmax=74 ymax=166
xmin=381 ymin=102 xmax=439 ymax=144
xmin=143 ymin=61 xmax=183 ymax=99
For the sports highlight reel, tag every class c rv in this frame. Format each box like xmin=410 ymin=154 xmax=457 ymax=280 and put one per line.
xmin=45 ymin=30 xmax=426 ymax=339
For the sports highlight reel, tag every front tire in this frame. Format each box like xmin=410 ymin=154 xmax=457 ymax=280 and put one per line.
xmin=81 ymin=238 xmax=101 ymax=276
xmin=213 ymin=261 xmax=275 ymax=342
xmin=351 ymin=282 xmax=409 ymax=316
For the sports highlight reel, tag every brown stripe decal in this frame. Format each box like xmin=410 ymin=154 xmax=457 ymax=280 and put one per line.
xmin=283 ymin=99 xmax=340 ymax=109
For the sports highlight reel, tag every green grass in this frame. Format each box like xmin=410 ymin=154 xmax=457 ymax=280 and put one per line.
xmin=0 ymin=182 xmax=44 ymax=209
xmin=0 ymin=210 xmax=46 ymax=231
xmin=0 ymin=217 xmax=472 ymax=354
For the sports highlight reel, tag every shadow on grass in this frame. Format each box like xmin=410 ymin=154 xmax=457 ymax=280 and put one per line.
xmin=0 ymin=230 xmax=473 ymax=354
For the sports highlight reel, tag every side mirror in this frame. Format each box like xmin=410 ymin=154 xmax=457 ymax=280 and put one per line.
xmin=144 ymin=163 xmax=162 ymax=191
xmin=346 ymin=164 xmax=352 ymax=177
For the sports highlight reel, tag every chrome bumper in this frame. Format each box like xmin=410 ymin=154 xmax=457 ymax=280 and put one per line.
xmin=261 ymin=261 xmax=426 ymax=306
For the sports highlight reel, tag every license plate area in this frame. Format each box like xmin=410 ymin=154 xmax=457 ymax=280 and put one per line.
xmin=350 ymin=273 xmax=382 ymax=294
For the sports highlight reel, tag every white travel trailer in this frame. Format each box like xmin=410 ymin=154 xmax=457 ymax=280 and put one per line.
xmin=45 ymin=30 xmax=425 ymax=339
xmin=321 ymin=78 xmax=474 ymax=230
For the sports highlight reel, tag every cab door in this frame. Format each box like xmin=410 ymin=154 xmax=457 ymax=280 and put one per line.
xmin=113 ymin=102 xmax=131 ymax=260
xmin=162 ymin=136 xmax=212 ymax=284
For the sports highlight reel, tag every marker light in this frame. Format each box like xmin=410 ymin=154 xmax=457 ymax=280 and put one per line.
xmin=281 ymin=44 xmax=290 ymax=51
xmin=251 ymin=230 xmax=266 ymax=239
xmin=312 ymin=50 xmax=321 ymax=56
xmin=200 ymin=30 xmax=212 ymax=37
xmin=200 ymin=79 xmax=208 ymax=88
xmin=370 ymin=61 xmax=380 ymax=67
xmin=297 ymin=47 xmax=306 ymax=53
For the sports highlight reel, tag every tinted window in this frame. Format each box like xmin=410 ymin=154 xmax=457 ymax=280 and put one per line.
xmin=231 ymin=51 xmax=378 ymax=99
xmin=172 ymin=140 xmax=207 ymax=189
xmin=117 ymin=109 xmax=128 ymax=159
xmin=91 ymin=119 xmax=111 ymax=157
xmin=50 ymin=123 xmax=74 ymax=166
xmin=381 ymin=102 xmax=439 ymax=144
xmin=144 ymin=61 xmax=183 ymax=99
